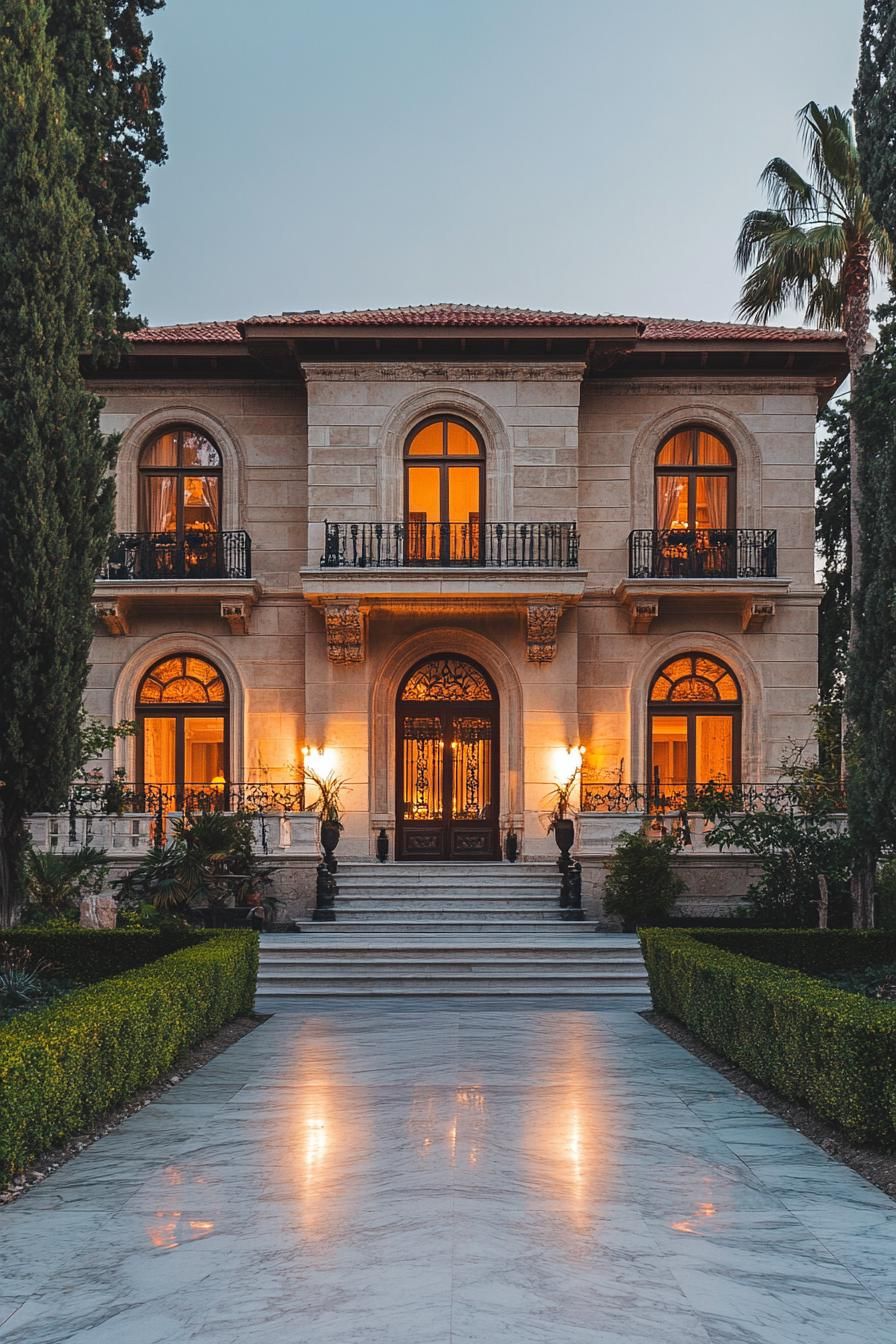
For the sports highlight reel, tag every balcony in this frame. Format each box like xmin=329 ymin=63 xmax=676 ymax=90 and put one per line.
xmin=628 ymin=529 xmax=776 ymax=580
xmin=617 ymin=529 xmax=785 ymax=633
xmin=94 ymin=531 xmax=260 ymax=636
xmin=100 ymin=530 xmax=252 ymax=581
xmin=304 ymin=521 xmax=585 ymax=662
xmin=321 ymin=521 xmax=580 ymax=569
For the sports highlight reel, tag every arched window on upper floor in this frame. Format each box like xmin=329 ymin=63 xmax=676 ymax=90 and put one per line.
xmin=404 ymin=415 xmax=484 ymax=563
xmin=654 ymin=427 xmax=736 ymax=577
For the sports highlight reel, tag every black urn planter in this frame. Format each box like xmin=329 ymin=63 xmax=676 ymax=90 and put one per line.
xmin=552 ymin=817 xmax=575 ymax=856
xmin=320 ymin=819 xmax=341 ymax=873
xmin=504 ymin=829 xmax=519 ymax=863
xmin=376 ymin=827 xmax=389 ymax=863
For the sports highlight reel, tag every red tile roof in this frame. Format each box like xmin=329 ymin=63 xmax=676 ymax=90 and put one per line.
xmin=127 ymin=304 xmax=844 ymax=345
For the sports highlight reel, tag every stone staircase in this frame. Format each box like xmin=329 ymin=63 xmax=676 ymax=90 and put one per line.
xmin=256 ymin=862 xmax=650 ymax=999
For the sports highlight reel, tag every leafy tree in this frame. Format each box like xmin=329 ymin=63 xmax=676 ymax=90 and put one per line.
xmin=735 ymin=103 xmax=891 ymax=663
xmin=846 ymin=298 xmax=896 ymax=925
xmin=815 ymin=402 xmax=850 ymax=778
xmin=46 ymin=1 xmax=167 ymax=362
xmin=856 ymin=0 xmax=896 ymax=249
xmin=0 ymin=2 xmax=116 ymax=921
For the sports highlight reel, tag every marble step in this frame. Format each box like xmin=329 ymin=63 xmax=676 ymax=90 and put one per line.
xmin=258 ymin=964 xmax=645 ymax=983
xmin=297 ymin=920 xmax=585 ymax=933
xmin=256 ymin=980 xmax=648 ymax=997
xmin=335 ymin=900 xmax=561 ymax=913
xmin=335 ymin=879 xmax=560 ymax=891
xmin=334 ymin=863 xmax=557 ymax=875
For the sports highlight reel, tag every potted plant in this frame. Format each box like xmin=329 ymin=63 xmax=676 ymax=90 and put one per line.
xmin=542 ymin=770 xmax=579 ymax=856
xmin=304 ymin=767 xmax=351 ymax=870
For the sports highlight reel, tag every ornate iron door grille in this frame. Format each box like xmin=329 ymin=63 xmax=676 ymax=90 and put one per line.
xmin=396 ymin=656 xmax=499 ymax=860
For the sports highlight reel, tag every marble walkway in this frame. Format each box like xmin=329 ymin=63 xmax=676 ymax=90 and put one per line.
xmin=3 ymin=1000 xmax=896 ymax=1343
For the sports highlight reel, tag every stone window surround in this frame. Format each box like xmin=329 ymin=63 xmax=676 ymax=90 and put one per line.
xmin=627 ymin=399 xmax=763 ymax=531
xmin=112 ymin=404 xmax=245 ymax=533
xmin=368 ymin=626 xmax=526 ymax=840
xmin=110 ymin=632 xmax=247 ymax=783
xmin=626 ymin=631 xmax=765 ymax=786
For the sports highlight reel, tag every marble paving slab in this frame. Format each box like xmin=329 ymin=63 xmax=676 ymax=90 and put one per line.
xmin=2 ymin=1000 xmax=896 ymax=1343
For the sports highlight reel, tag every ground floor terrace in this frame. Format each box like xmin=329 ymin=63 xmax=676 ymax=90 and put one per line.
xmin=3 ymin=999 xmax=896 ymax=1344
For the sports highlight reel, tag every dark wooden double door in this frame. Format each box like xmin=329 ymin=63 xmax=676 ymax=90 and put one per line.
xmin=396 ymin=697 xmax=499 ymax=861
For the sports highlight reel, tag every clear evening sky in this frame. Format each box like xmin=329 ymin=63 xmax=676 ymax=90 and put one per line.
xmin=130 ymin=0 xmax=865 ymax=329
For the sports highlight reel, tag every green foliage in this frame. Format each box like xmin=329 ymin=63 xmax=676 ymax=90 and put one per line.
xmin=0 ymin=931 xmax=257 ymax=1176
xmin=116 ymin=812 xmax=277 ymax=914
xmin=603 ymin=830 xmax=684 ymax=931
xmin=856 ymin=0 xmax=896 ymax=249
xmin=0 ymin=942 xmax=60 ymax=1015
xmin=735 ymin=102 xmax=892 ymax=340
xmin=876 ymin=858 xmax=896 ymax=928
xmin=701 ymin=751 xmax=851 ymax=926
xmin=0 ymin=3 xmax=117 ymax=920
xmin=816 ymin=402 xmax=851 ymax=710
xmin=847 ymin=300 xmax=896 ymax=872
xmin=75 ymin=708 xmax=135 ymax=774
xmin=23 ymin=846 xmax=109 ymax=917
xmin=46 ymin=1 xmax=167 ymax=363
xmin=303 ymin=768 xmax=350 ymax=827
xmin=541 ymin=769 xmax=581 ymax=830
xmin=639 ymin=928 xmax=896 ymax=1144
xmin=2 ymin=927 xmax=204 ymax=982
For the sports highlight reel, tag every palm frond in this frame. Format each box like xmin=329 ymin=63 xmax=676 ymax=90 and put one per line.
xmin=735 ymin=210 xmax=791 ymax=271
xmin=804 ymin=275 xmax=845 ymax=329
xmin=758 ymin=157 xmax=815 ymax=218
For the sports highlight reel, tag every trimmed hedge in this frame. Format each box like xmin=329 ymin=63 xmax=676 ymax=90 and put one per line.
xmin=2 ymin=928 xmax=206 ymax=983
xmin=639 ymin=928 xmax=896 ymax=1145
xmin=0 ymin=930 xmax=258 ymax=1177
xmin=693 ymin=929 xmax=896 ymax=973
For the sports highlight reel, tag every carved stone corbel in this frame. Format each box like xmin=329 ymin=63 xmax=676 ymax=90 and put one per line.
xmin=221 ymin=600 xmax=249 ymax=635
xmin=526 ymin=604 xmax=561 ymax=663
xmin=629 ymin=599 xmax=659 ymax=634
xmin=92 ymin=600 xmax=129 ymax=636
xmin=742 ymin=599 xmax=775 ymax=632
xmin=325 ymin=601 xmax=365 ymax=663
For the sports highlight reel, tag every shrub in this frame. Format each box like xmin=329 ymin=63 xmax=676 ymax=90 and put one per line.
xmin=603 ymin=831 xmax=684 ymax=931
xmin=2 ymin=927 xmax=205 ymax=983
xmin=0 ymin=930 xmax=258 ymax=1177
xmin=640 ymin=927 xmax=896 ymax=1144
xmin=23 ymin=845 xmax=109 ymax=919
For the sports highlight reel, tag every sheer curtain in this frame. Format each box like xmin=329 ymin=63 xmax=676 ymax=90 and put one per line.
xmin=199 ymin=478 xmax=220 ymax=530
xmin=140 ymin=475 xmax=175 ymax=532
xmin=695 ymin=715 xmax=733 ymax=783
xmin=656 ymin=477 xmax=686 ymax=530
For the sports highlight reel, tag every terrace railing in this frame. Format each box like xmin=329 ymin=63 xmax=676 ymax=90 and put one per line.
xmin=322 ymin=520 xmax=579 ymax=568
xmin=627 ymin=529 xmax=777 ymax=580
xmin=66 ymin=779 xmax=305 ymax=818
xmin=579 ymin=780 xmax=845 ymax=814
xmin=99 ymin=531 xmax=252 ymax=581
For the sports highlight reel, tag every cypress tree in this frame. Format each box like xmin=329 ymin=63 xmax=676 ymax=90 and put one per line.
xmin=47 ymin=1 xmax=167 ymax=363
xmin=816 ymin=403 xmax=851 ymax=709
xmin=856 ymin=0 xmax=896 ymax=247
xmin=848 ymin=300 xmax=896 ymax=924
xmin=0 ymin=1 xmax=116 ymax=919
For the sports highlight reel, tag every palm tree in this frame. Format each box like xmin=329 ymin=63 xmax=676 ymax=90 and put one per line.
xmin=735 ymin=102 xmax=892 ymax=631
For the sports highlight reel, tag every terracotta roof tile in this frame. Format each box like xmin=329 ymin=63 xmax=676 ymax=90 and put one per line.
xmin=127 ymin=305 xmax=844 ymax=345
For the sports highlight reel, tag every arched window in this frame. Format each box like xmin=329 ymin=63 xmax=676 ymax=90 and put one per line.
xmin=404 ymin=415 xmax=484 ymax=563
xmin=654 ymin=428 xmax=736 ymax=577
xmin=137 ymin=654 xmax=229 ymax=810
xmin=139 ymin=427 xmax=222 ymax=565
xmin=648 ymin=653 xmax=741 ymax=800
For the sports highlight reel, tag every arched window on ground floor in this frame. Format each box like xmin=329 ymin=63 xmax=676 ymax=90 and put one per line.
xmin=647 ymin=653 xmax=741 ymax=804
xmin=136 ymin=654 xmax=229 ymax=811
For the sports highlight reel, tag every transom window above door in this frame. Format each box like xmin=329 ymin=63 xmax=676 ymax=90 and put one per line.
xmin=404 ymin=416 xmax=484 ymax=563
xmin=139 ymin=427 xmax=222 ymax=537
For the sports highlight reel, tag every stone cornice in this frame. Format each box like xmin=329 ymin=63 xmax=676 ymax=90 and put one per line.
xmin=300 ymin=361 xmax=586 ymax=383
xmin=587 ymin=377 xmax=822 ymax=396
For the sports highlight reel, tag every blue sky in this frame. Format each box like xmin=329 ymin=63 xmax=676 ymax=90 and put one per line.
xmin=130 ymin=0 xmax=865 ymax=328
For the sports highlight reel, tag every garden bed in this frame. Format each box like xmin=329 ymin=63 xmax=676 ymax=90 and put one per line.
xmin=0 ymin=929 xmax=258 ymax=1178
xmin=638 ymin=928 xmax=896 ymax=1146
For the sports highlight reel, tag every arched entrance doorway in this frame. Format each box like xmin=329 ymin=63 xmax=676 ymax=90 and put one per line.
xmin=396 ymin=654 xmax=499 ymax=860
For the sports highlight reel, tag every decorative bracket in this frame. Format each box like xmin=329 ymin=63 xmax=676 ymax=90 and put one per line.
xmin=325 ymin=601 xmax=365 ymax=663
xmin=526 ymin=604 xmax=561 ymax=663
xmin=629 ymin=599 xmax=659 ymax=634
xmin=92 ymin=600 xmax=129 ymax=636
xmin=221 ymin=600 xmax=249 ymax=635
xmin=742 ymin=599 xmax=775 ymax=632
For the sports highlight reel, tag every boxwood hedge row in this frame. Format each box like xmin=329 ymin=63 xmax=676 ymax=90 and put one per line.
xmin=0 ymin=930 xmax=258 ymax=1177
xmin=3 ymin=927 xmax=207 ymax=982
xmin=639 ymin=928 xmax=896 ymax=1145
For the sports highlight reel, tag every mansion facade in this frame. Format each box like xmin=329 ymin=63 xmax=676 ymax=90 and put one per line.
xmin=67 ymin=304 xmax=847 ymax=914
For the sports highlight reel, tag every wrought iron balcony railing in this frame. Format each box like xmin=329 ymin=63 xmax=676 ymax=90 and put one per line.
xmin=322 ymin=520 xmax=579 ymax=568
xmin=579 ymin=780 xmax=844 ymax=814
xmin=628 ymin=529 xmax=777 ymax=580
xmin=99 ymin=531 xmax=252 ymax=581
xmin=66 ymin=779 xmax=305 ymax=817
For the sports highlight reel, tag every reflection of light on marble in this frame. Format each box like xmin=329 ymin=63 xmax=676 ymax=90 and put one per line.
xmin=671 ymin=1201 xmax=717 ymax=1234
xmin=304 ymin=1115 xmax=328 ymax=1172
xmin=145 ymin=1211 xmax=216 ymax=1249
